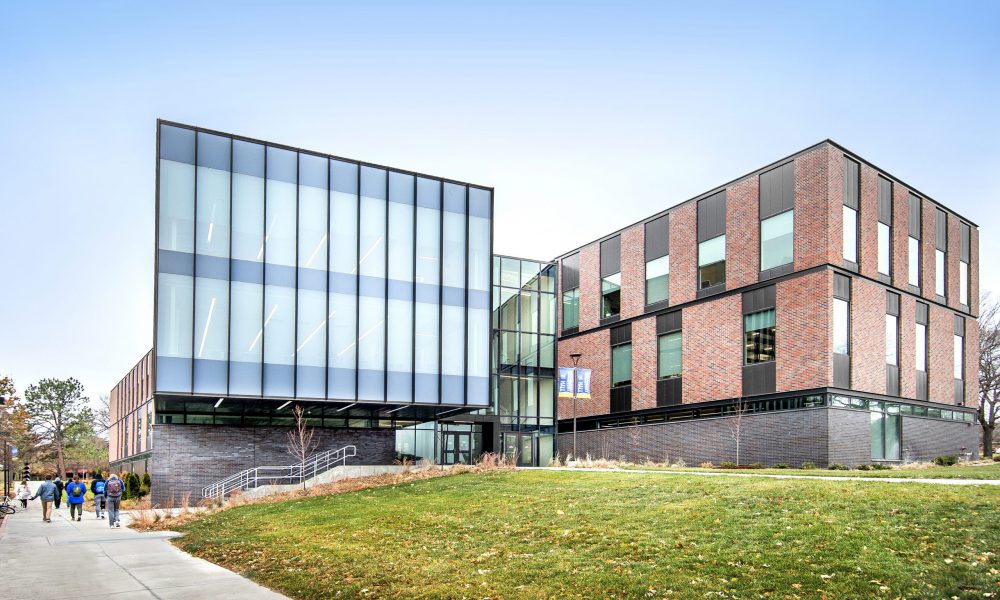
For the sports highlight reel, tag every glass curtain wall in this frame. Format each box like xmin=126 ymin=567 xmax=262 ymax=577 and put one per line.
xmin=155 ymin=122 xmax=492 ymax=407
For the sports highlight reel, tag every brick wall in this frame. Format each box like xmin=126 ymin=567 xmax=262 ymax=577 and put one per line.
xmin=631 ymin=316 xmax=657 ymax=410
xmin=150 ymin=424 xmax=395 ymax=504
xmin=901 ymin=416 xmax=979 ymax=461
xmin=898 ymin=294 xmax=917 ymax=399
xmin=726 ymin=175 xmax=758 ymax=288
xmin=669 ymin=202 xmax=697 ymax=306
xmin=947 ymin=215 xmax=962 ymax=311
xmin=579 ymin=242 xmax=600 ymax=330
xmin=682 ymin=295 xmax=742 ymax=403
xmin=965 ymin=318 xmax=980 ymax=407
xmin=850 ymin=277 xmax=887 ymax=395
xmin=928 ymin=303 xmax=955 ymax=404
xmin=825 ymin=148 xmax=844 ymax=266
xmin=858 ymin=163 xmax=880 ymax=278
xmin=776 ymin=270 xmax=831 ymax=392
xmin=793 ymin=146 xmax=833 ymax=271
xmin=620 ymin=224 xmax=645 ymax=319
xmin=891 ymin=181 xmax=910 ymax=287
xmin=827 ymin=408 xmax=871 ymax=467
xmin=557 ymin=328 xmax=611 ymax=418
xmin=921 ymin=197 xmax=937 ymax=301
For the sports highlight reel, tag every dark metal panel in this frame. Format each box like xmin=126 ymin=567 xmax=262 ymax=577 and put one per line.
xmin=742 ymin=285 xmax=776 ymax=314
xmin=954 ymin=379 xmax=964 ymax=405
xmin=742 ymin=362 xmax=776 ymax=396
xmin=600 ymin=235 xmax=621 ymax=277
xmin=877 ymin=176 xmax=892 ymax=224
xmin=833 ymin=353 xmax=851 ymax=388
xmin=936 ymin=209 xmax=947 ymax=250
xmin=656 ymin=377 xmax=681 ymax=407
xmin=656 ymin=310 xmax=681 ymax=334
xmin=886 ymin=365 xmax=899 ymax=397
xmin=759 ymin=161 xmax=794 ymax=219
xmin=610 ymin=323 xmax=632 ymax=345
xmin=954 ymin=314 xmax=965 ymax=336
xmin=960 ymin=223 xmax=970 ymax=262
xmin=915 ymin=371 xmax=928 ymax=400
xmin=644 ymin=214 xmax=669 ymax=260
xmin=908 ymin=194 xmax=922 ymax=238
xmin=915 ymin=301 xmax=929 ymax=325
xmin=697 ymin=190 xmax=727 ymax=242
xmin=561 ymin=253 xmax=580 ymax=290
xmin=843 ymin=157 xmax=859 ymax=209
xmin=610 ymin=386 xmax=632 ymax=413
xmin=833 ymin=273 xmax=851 ymax=300
xmin=759 ymin=263 xmax=794 ymax=282
xmin=886 ymin=291 xmax=900 ymax=316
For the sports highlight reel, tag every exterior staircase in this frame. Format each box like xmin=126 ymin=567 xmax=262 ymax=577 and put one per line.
xmin=202 ymin=445 xmax=357 ymax=499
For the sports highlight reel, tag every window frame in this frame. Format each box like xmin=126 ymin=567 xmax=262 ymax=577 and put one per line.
xmin=759 ymin=210 xmax=794 ymax=272
xmin=743 ymin=308 xmax=776 ymax=365
xmin=843 ymin=205 xmax=858 ymax=263
xmin=610 ymin=341 xmax=632 ymax=388
xmin=877 ymin=221 xmax=891 ymax=276
xmin=697 ymin=235 xmax=726 ymax=290
xmin=657 ymin=330 xmax=682 ymax=379
xmin=833 ymin=298 xmax=850 ymax=356
xmin=645 ymin=255 xmax=670 ymax=306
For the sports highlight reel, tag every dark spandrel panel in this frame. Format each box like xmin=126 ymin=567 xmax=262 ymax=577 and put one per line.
xmin=610 ymin=386 xmax=631 ymax=413
xmin=266 ymin=147 xmax=297 ymax=184
xmin=610 ymin=322 xmax=632 ymax=345
xmin=742 ymin=285 xmax=776 ymax=314
xmin=299 ymin=153 xmax=328 ymax=189
xmin=833 ymin=273 xmax=851 ymax=300
xmin=697 ymin=190 xmax=727 ymax=241
xmin=416 ymin=177 xmax=441 ymax=209
xmin=960 ymin=223 xmax=970 ymax=262
xmin=877 ymin=176 xmax=892 ymax=224
xmin=916 ymin=371 xmax=928 ymax=400
xmin=833 ymin=353 xmax=850 ymax=388
xmin=842 ymin=157 xmax=859 ymax=209
xmin=656 ymin=377 xmax=681 ymax=407
xmin=954 ymin=379 xmax=964 ymax=405
xmin=361 ymin=166 xmax=387 ymax=200
xmin=600 ymin=235 xmax=621 ymax=277
xmin=954 ymin=314 xmax=965 ymax=336
xmin=908 ymin=194 xmax=922 ymax=238
xmin=196 ymin=132 xmax=231 ymax=171
xmin=469 ymin=187 xmax=491 ymax=219
xmin=644 ymin=214 xmax=669 ymax=260
xmin=886 ymin=290 xmax=900 ymax=316
xmin=331 ymin=160 xmax=359 ymax=194
xmin=233 ymin=140 xmax=265 ymax=177
xmin=936 ymin=209 xmax=948 ymax=250
xmin=656 ymin=310 xmax=681 ymax=334
xmin=759 ymin=161 xmax=794 ymax=220
xmin=561 ymin=253 xmax=580 ymax=290
xmin=389 ymin=172 xmax=415 ymax=205
xmin=443 ymin=182 xmax=466 ymax=214
xmin=160 ymin=125 xmax=195 ymax=164
xmin=742 ymin=362 xmax=775 ymax=396
xmin=915 ymin=301 xmax=929 ymax=324
xmin=886 ymin=365 xmax=899 ymax=396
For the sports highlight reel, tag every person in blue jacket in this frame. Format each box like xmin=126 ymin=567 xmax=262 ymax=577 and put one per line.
xmin=29 ymin=475 xmax=58 ymax=522
xmin=66 ymin=476 xmax=87 ymax=521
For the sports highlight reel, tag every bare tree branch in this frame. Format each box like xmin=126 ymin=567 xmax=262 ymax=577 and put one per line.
xmin=286 ymin=405 xmax=318 ymax=491
xmin=978 ymin=293 xmax=1000 ymax=457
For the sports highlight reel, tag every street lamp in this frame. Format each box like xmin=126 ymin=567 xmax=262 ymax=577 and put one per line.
xmin=569 ymin=352 xmax=582 ymax=460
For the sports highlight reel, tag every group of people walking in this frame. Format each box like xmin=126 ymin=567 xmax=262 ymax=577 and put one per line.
xmin=14 ymin=473 xmax=125 ymax=527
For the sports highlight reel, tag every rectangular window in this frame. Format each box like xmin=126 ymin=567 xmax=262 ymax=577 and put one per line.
xmin=871 ymin=409 xmax=901 ymax=461
xmin=645 ymin=255 xmax=669 ymax=305
xmin=657 ymin=331 xmax=681 ymax=379
xmin=960 ymin=261 xmax=969 ymax=305
xmin=954 ymin=335 xmax=963 ymax=380
xmin=877 ymin=222 xmax=891 ymax=276
xmin=698 ymin=235 xmax=726 ymax=289
xmin=744 ymin=309 xmax=776 ymax=364
xmin=602 ymin=273 xmax=621 ymax=319
xmin=885 ymin=314 xmax=898 ymax=366
xmin=611 ymin=343 xmax=632 ymax=387
xmin=908 ymin=237 xmax=920 ymax=286
xmin=562 ymin=288 xmax=579 ymax=329
xmin=915 ymin=323 xmax=927 ymax=372
xmin=833 ymin=298 xmax=849 ymax=355
xmin=935 ymin=249 xmax=946 ymax=296
xmin=843 ymin=206 xmax=858 ymax=263
xmin=760 ymin=211 xmax=793 ymax=271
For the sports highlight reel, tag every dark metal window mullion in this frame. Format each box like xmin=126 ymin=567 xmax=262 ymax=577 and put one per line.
xmin=383 ymin=171 xmax=389 ymax=404
xmin=226 ymin=137 xmax=233 ymax=397
xmin=410 ymin=176 xmax=417 ymax=405
xmin=463 ymin=186 xmax=469 ymax=405
xmin=260 ymin=149 xmax=268 ymax=398
xmin=354 ymin=166 xmax=361 ymax=404
xmin=293 ymin=154 xmax=300 ymax=400
xmin=190 ymin=133 xmax=198 ymax=395
xmin=437 ymin=182 xmax=444 ymax=405
xmin=324 ymin=160 xmax=331 ymax=401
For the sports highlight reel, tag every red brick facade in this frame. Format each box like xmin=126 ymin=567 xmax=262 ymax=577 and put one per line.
xmin=556 ymin=141 xmax=979 ymax=417
xmin=109 ymin=350 xmax=154 ymax=464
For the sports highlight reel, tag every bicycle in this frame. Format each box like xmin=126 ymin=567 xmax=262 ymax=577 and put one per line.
xmin=0 ymin=496 xmax=16 ymax=515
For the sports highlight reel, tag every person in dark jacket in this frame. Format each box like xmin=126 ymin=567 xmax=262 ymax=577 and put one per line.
xmin=90 ymin=474 xmax=107 ymax=519
xmin=52 ymin=476 xmax=65 ymax=509
xmin=29 ymin=475 xmax=58 ymax=522
xmin=104 ymin=474 xmax=124 ymax=528
xmin=66 ymin=476 xmax=87 ymax=521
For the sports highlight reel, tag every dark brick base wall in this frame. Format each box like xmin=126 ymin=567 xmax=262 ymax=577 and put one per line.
xmin=557 ymin=408 xmax=978 ymax=468
xmin=150 ymin=425 xmax=395 ymax=505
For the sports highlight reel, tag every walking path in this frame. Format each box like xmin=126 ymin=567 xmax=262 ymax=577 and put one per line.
xmin=530 ymin=466 xmax=1000 ymax=485
xmin=0 ymin=499 xmax=288 ymax=599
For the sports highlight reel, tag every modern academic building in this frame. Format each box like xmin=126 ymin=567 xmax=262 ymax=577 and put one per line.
xmin=109 ymin=122 xmax=980 ymax=501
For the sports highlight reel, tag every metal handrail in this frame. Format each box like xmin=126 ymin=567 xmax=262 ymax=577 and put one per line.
xmin=201 ymin=445 xmax=357 ymax=499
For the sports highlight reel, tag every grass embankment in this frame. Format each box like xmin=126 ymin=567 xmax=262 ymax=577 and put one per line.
xmin=617 ymin=461 xmax=1000 ymax=480
xmin=174 ymin=469 xmax=1000 ymax=598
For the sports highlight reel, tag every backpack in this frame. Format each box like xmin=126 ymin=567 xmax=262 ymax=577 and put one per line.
xmin=71 ymin=484 xmax=83 ymax=497
xmin=106 ymin=479 xmax=123 ymax=496
xmin=94 ymin=480 xmax=106 ymax=494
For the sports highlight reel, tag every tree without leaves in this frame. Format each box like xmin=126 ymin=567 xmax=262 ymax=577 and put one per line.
xmin=286 ymin=405 xmax=317 ymax=491
xmin=94 ymin=393 xmax=110 ymax=435
xmin=728 ymin=396 xmax=750 ymax=466
xmin=23 ymin=378 xmax=94 ymax=479
xmin=978 ymin=293 xmax=1000 ymax=457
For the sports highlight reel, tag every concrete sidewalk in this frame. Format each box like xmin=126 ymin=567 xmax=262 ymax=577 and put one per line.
xmin=0 ymin=501 xmax=288 ymax=599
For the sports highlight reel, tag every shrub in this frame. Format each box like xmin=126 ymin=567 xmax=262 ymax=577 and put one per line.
xmin=671 ymin=458 xmax=686 ymax=468
xmin=800 ymin=461 xmax=816 ymax=470
xmin=828 ymin=463 xmax=849 ymax=471
xmin=856 ymin=464 xmax=871 ymax=471
xmin=933 ymin=455 xmax=959 ymax=466
xmin=772 ymin=463 xmax=789 ymax=469
xmin=870 ymin=463 xmax=893 ymax=470
xmin=699 ymin=462 xmax=715 ymax=469
xmin=720 ymin=461 xmax=737 ymax=468
xmin=124 ymin=472 xmax=141 ymax=499
xmin=993 ymin=453 xmax=1000 ymax=462
xmin=140 ymin=473 xmax=152 ymax=498
xmin=748 ymin=463 xmax=764 ymax=469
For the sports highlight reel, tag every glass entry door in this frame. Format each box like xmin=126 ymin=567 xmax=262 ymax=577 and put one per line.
xmin=503 ymin=433 xmax=535 ymax=467
xmin=442 ymin=432 xmax=473 ymax=465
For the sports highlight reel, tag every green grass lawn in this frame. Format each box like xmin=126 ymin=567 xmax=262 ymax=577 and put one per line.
xmin=174 ymin=470 xmax=1000 ymax=599
xmin=618 ymin=461 xmax=1000 ymax=480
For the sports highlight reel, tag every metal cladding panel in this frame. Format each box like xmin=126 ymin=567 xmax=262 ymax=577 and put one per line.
xmin=742 ymin=362 xmax=776 ymax=396
xmin=656 ymin=310 xmax=681 ymax=334
xmin=886 ymin=365 xmax=899 ymax=396
xmin=908 ymin=194 xmax=922 ymax=238
xmin=610 ymin=386 xmax=632 ymax=413
xmin=960 ymin=223 xmax=970 ymax=262
xmin=833 ymin=353 xmax=851 ymax=388
xmin=916 ymin=301 xmax=929 ymax=325
xmin=886 ymin=291 xmax=900 ymax=316
xmin=936 ymin=209 xmax=948 ymax=250
xmin=843 ymin=158 xmax=860 ymax=209
xmin=759 ymin=161 xmax=794 ymax=220
xmin=656 ymin=377 xmax=682 ymax=407
xmin=644 ymin=214 xmax=670 ymax=260
xmin=610 ymin=322 xmax=632 ymax=345
xmin=561 ymin=253 xmax=580 ymax=290
xmin=833 ymin=273 xmax=851 ymax=300
xmin=742 ymin=285 xmax=776 ymax=314
xmin=954 ymin=314 xmax=965 ymax=336
xmin=954 ymin=379 xmax=964 ymax=405
xmin=877 ymin=176 xmax=892 ymax=224
xmin=916 ymin=371 xmax=928 ymax=400
xmin=697 ymin=191 xmax=727 ymax=242
xmin=600 ymin=235 xmax=621 ymax=277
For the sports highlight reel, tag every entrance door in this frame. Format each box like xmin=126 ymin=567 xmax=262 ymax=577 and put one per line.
xmin=442 ymin=432 xmax=472 ymax=465
xmin=503 ymin=433 xmax=535 ymax=467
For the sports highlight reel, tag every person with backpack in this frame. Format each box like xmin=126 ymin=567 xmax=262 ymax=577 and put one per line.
xmin=90 ymin=474 xmax=107 ymax=519
xmin=66 ymin=476 xmax=86 ymax=521
xmin=29 ymin=475 xmax=58 ymax=522
xmin=104 ymin=474 xmax=124 ymax=528
xmin=52 ymin=476 xmax=65 ymax=509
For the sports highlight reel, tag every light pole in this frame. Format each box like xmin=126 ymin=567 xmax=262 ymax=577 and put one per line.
xmin=569 ymin=352 xmax=582 ymax=460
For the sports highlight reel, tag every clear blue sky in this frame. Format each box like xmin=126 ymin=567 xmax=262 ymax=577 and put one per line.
xmin=1 ymin=1 xmax=998 ymax=402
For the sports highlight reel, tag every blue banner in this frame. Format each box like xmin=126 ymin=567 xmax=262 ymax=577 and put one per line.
xmin=558 ymin=367 xmax=591 ymax=398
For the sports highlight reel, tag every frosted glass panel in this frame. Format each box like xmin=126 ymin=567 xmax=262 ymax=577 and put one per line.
xmin=229 ymin=280 xmax=262 ymax=396
xmin=193 ymin=276 xmax=229 ymax=394
xmin=232 ymin=173 xmax=264 ymax=262
xmin=156 ymin=273 xmax=193 ymax=392
xmin=159 ymin=160 xmax=195 ymax=253
xmin=298 ymin=183 xmax=328 ymax=271
xmin=196 ymin=166 xmax=230 ymax=259
xmin=263 ymin=285 xmax=295 ymax=396
xmin=328 ymin=292 xmax=356 ymax=400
